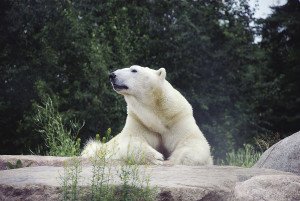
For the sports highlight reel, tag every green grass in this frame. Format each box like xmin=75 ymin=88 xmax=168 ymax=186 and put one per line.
xmin=220 ymin=143 xmax=262 ymax=167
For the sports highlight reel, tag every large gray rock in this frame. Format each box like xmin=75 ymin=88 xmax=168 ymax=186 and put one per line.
xmin=235 ymin=174 xmax=300 ymax=201
xmin=0 ymin=160 xmax=297 ymax=201
xmin=254 ymin=131 xmax=300 ymax=175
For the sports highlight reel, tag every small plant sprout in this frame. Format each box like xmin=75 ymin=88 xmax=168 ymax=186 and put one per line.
xmin=60 ymin=157 xmax=82 ymax=201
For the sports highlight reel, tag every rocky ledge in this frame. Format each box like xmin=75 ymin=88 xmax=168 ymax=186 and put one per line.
xmin=0 ymin=155 xmax=300 ymax=201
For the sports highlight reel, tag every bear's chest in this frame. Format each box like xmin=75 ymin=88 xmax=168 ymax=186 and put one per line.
xmin=128 ymin=101 xmax=169 ymax=134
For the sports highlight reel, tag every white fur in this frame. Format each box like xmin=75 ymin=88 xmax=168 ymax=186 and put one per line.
xmin=81 ymin=140 xmax=102 ymax=157
xmin=82 ymin=65 xmax=213 ymax=165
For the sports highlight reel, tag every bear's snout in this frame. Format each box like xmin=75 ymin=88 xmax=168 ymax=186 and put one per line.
xmin=109 ymin=72 xmax=116 ymax=81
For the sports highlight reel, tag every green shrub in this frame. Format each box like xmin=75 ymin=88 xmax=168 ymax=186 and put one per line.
xmin=221 ymin=144 xmax=262 ymax=167
xmin=34 ymin=96 xmax=83 ymax=156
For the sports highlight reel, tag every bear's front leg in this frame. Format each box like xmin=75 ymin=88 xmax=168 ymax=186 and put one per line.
xmin=165 ymin=119 xmax=213 ymax=165
xmin=108 ymin=115 xmax=165 ymax=165
xmin=109 ymin=134 xmax=164 ymax=165
xmin=167 ymin=138 xmax=213 ymax=165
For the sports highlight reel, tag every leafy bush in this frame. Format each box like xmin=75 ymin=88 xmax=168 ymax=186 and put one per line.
xmin=33 ymin=96 xmax=83 ymax=156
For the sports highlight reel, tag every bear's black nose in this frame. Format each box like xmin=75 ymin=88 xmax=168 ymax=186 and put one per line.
xmin=109 ymin=72 xmax=116 ymax=80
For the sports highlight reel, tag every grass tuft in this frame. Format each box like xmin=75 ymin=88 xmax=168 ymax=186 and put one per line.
xmin=220 ymin=144 xmax=262 ymax=167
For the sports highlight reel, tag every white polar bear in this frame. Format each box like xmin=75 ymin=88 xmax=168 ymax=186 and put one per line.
xmin=82 ymin=65 xmax=213 ymax=165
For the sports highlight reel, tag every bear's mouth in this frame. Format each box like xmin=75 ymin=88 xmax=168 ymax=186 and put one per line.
xmin=112 ymin=83 xmax=128 ymax=91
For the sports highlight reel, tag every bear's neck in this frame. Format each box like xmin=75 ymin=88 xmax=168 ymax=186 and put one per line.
xmin=124 ymin=81 xmax=190 ymax=130
xmin=125 ymin=82 xmax=168 ymax=110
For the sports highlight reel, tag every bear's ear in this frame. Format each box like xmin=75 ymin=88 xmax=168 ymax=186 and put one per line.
xmin=157 ymin=68 xmax=166 ymax=80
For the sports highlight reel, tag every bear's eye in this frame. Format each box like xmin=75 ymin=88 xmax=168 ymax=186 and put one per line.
xmin=131 ymin=69 xmax=137 ymax=73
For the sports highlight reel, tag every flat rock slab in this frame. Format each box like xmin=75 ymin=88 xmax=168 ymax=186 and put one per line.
xmin=0 ymin=155 xmax=77 ymax=170
xmin=1 ymin=163 xmax=298 ymax=201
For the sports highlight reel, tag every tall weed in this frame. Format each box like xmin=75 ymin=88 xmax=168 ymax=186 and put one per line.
xmin=34 ymin=96 xmax=83 ymax=156
xmin=60 ymin=146 xmax=156 ymax=201
xmin=61 ymin=158 xmax=82 ymax=201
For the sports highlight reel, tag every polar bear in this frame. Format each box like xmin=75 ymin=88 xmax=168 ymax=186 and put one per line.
xmin=82 ymin=65 xmax=213 ymax=165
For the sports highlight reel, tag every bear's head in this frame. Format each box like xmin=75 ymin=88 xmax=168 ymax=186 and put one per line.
xmin=109 ymin=65 xmax=166 ymax=96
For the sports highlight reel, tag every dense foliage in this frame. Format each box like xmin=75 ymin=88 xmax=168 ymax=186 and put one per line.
xmin=0 ymin=0 xmax=299 ymax=159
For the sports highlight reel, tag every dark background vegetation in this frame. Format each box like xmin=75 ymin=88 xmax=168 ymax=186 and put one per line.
xmin=0 ymin=0 xmax=299 ymax=159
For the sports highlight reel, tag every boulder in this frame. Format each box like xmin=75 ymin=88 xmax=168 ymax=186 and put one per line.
xmin=0 ymin=157 xmax=297 ymax=201
xmin=254 ymin=131 xmax=300 ymax=175
xmin=235 ymin=174 xmax=300 ymax=201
